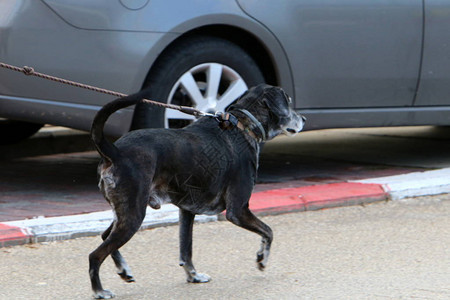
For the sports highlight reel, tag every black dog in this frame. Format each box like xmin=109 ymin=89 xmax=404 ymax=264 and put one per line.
xmin=89 ymin=84 xmax=305 ymax=298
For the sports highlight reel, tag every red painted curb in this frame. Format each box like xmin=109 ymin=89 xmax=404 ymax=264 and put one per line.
xmin=0 ymin=223 xmax=30 ymax=247
xmin=247 ymin=182 xmax=388 ymax=215
xmin=0 ymin=182 xmax=388 ymax=247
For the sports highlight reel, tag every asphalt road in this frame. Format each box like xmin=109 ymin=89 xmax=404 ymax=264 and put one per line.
xmin=1 ymin=194 xmax=448 ymax=299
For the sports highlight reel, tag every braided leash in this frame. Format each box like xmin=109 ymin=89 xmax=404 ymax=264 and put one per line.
xmin=0 ymin=62 xmax=266 ymax=140
xmin=0 ymin=62 xmax=212 ymax=118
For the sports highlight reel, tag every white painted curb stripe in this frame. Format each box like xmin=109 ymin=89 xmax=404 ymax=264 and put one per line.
xmin=354 ymin=168 xmax=450 ymax=200
xmin=4 ymin=204 xmax=217 ymax=243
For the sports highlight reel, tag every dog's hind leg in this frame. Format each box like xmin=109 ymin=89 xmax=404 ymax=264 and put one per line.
xmin=179 ymin=208 xmax=211 ymax=283
xmin=225 ymin=196 xmax=273 ymax=271
xmin=101 ymin=223 xmax=135 ymax=282
xmin=89 ymin=206 xmax=146 ymax=299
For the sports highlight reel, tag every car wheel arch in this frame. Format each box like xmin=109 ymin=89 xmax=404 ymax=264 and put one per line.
xmin=131 ymin=32 xmax=266 ymax=129
xmin=140 ymin=24 xmax=294 ymax=96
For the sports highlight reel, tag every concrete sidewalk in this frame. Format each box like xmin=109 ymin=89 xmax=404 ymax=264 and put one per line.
xmin=2 ymin=167 xmax=450 ymax=247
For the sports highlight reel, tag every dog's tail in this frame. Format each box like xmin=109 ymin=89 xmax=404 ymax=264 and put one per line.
xmin=90 ymin=90 xmax=148 ymax=163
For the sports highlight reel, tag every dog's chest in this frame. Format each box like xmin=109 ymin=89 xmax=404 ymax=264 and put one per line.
xmin=161 ymin=163 xmax=231 ymax=215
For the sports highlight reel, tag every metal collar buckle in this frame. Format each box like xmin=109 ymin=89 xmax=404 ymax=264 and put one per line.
xmin=214 ymin=112 xmax=239 ymax=130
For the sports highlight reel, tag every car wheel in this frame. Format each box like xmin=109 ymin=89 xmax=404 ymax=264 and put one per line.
xmin=0 ymin=119 xmax=43 ymax=145
xmin=131 ymin=36 xmax=266 ymax=129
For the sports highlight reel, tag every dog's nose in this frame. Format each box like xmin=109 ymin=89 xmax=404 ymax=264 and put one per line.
xmin=286 ymin=128 xmax=297 ymax=134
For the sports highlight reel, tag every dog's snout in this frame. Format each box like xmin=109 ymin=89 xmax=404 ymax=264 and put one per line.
xmin=281 ymin=111 xmax=305 ymax=136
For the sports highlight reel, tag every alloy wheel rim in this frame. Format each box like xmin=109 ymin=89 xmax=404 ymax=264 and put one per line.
xmin=165 ymin=63 xmax=248 ymax=128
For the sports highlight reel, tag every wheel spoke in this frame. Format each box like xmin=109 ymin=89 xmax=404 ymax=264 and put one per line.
xmin=205 ymin=63 xmax=222 ymax=100
xmin=217 ymin=78 xmax=248 ymax=111
xmin=165 ymin=108 xmax=197 ymax=120
xmin=179 ymin=72 xmax=205 ymax=106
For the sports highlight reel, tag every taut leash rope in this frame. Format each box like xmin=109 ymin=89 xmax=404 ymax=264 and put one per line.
xmin=0 ymin=62 xmax=213 ymax=118
xmin=0 ymin=62 xmax=266 ymax=141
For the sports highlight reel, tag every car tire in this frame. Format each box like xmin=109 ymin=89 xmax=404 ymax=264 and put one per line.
xmin=0 ymin=120 xmax=43 ymax=145
xmin=131 ymin=35 xmax=266 ymax=129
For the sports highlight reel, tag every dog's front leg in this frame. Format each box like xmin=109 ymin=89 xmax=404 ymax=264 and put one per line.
xmin=179 ymin=208 xmax=211 ymax=283
xmin=226 ymin=206 xmax=273 ymax=271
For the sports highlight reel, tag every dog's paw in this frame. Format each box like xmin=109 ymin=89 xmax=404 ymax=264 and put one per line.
xmin=257 ymin=257 xmax=266 ymax=271
xmin=187 ymin=272 xmax=211 ymax=283
xmin=118 ymin=271 xmax=135 ymax=283
xmin=93 ymin=289 xmax=115 ymax=299
xmin=257 ymin=260 xmax=266 ymax=271
xmin=256 ymin=251 xmax=268 ymax=271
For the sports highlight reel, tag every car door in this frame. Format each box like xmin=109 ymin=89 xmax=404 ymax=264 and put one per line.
xmin=414 ymin=0 xmax=450 ymax=106
xmin=238 ymin=0 xmax=423 ymax=109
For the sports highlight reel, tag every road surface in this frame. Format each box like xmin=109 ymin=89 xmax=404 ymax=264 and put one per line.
xmin=1 ymin=194 xmax=448 ymax=299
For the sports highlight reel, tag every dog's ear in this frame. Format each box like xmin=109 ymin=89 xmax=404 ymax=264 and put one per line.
xmin=226 ymin=88 xmax=255 ymax=112
xmin=227 ymin=84 xmax=291 ymax=116
xmin=262 ymin=87 xmax=291 ymax=118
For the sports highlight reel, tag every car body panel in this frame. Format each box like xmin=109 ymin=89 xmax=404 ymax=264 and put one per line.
xmin=238 ymin=0 xmax=423 ymax=108
xmin=300 ymin=106 xmax=450 ymax=130
xmin=42 ymin=0 xmax=295 ymax=96
xmin=42 ymin=0 xmax=245 ymax=32
xmin=1 ymin=0 xmax=450 ymax=138
xmin=0 ymin=1 xmax=163 ymax=133
xmin=414 ymin=0 xmax=450 ymax=106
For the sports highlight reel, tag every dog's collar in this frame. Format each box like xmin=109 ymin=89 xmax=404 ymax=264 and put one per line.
xmin=235 ymin=109 xmax=266 ymax=141
xmin=215 ymin=110 xmax=266 ymax=142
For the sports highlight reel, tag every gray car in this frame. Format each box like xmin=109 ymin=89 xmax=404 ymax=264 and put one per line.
xmin=1 ymin=0 xmax=449 ymax=144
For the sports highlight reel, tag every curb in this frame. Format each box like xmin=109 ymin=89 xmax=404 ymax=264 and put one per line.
xmin=2 ymin=168 xmax=450 ymax=247
xmin=0 ymin=205 xmax=216 ymax=247
xmin=354 ymin=168 xmax=450 ymax=200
